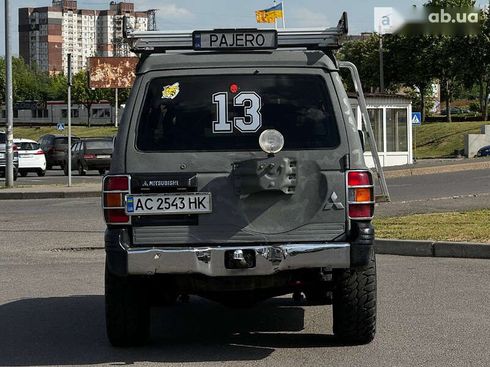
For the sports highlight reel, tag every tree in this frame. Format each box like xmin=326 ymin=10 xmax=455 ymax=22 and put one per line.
xmin=463 ymin=7 xmax=490 ymax=120
xmin=72 ymin=70 xmax=105 ymax=127
xmin=337 ymin=35 xmax=383 ymax=92
xmin=424 ymin=0 xmax=477 ymax=122
xmin=384 ymin=35 xmax=436 ymax=122
xmin=47 ymin=74 xmax=68 ymax=101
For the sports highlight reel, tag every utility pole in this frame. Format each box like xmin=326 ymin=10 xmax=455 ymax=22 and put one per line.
xmin=67 ymin=54 xmax=72 ymax=187
xmin=4 ymin=0 xmax=14 ymax=187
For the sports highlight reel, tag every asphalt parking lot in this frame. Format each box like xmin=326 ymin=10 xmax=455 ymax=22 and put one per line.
xmin=0 ymin=197 xmax=489 ymax=366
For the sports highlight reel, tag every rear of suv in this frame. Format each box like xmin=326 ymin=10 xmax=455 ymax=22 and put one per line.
xmin=103 ymin=18 xmax=377 ymax=347
xmin=38 ymin=134 xmax=79 ymax=170
xmin=64 ymin=137 xmax=114 ymax=176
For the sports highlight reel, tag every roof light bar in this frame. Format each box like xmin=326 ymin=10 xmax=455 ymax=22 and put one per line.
xmin=124 ymin=12 xmax=348 ymax=53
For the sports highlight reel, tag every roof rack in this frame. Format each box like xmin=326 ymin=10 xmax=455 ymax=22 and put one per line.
xmin=124 ymin=12 xmax=348 ymax=53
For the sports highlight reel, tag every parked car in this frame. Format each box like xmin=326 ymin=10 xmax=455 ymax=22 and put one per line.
xmin=0 ymin=131 xmax=19 ymax=180
xmin=13 ymin=139 xmax=46 ymax=177
xmin=476 ymin=145 xmax=490 ymax=157
xmin=38 ymin=134 xmax=79 ymax=170
xmin=64 ymin=137 xmax=114 ymax=176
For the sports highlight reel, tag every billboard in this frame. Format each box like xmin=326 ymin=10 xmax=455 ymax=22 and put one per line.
xmin=88 ymin=57 xmax=139 ymax=89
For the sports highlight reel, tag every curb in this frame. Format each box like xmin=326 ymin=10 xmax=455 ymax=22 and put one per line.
xmin=384 ymin=161 xmax=490 ymax=179
xmin=0 ymin=191 xmax=101 ymax=200
xmin=376 ymin=239 xmax=490 ymax=260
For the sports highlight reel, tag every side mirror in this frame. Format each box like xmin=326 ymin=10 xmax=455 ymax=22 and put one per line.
xmin=358 ymin=130 xmax=365 ymax=151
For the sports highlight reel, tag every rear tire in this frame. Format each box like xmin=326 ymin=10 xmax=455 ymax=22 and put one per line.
xmin=105 ymin=264 xmax=151 ymax=347
xmin=37 ymin=169 xmax=46 ymax=177
xmin=20 ymin=170 xmax=28 ymax=177
xmin=332 ymin=252 xmax=376 ymax=345
xmin=63 ymin=163 xmax=69 ymax=176
xmin=99 ymin=169 xmax=106 ymax=175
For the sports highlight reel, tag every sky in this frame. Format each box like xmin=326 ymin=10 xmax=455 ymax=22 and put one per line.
xmin=0 ymin=0 xmax=488 ymax=56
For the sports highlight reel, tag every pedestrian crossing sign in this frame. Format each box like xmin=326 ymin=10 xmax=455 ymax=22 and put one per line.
xmin=411 ymin=112 xmax=421 ymax=125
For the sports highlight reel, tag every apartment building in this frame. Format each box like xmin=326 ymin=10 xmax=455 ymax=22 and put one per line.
xmin=19 ymin=1 xmax=149 ymax=75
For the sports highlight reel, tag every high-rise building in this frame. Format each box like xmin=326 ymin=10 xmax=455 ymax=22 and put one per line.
xmin=18 ymin=1 xmax=149 ymax=75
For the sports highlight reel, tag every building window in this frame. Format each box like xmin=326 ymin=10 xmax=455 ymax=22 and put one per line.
xmin=386 ymin=108 xmax=408 ymax=152
xmin=91 ymin=108 xmax=111 ymax=118
xmin=61 ymin=109 xmax=79 ymax=118
xmin=31 ymin=109 xmax=48 ymax=118
xmin=2 ymin=110 xmax=19 ymax=118
xmin=366 ymin=108 xmax=384 ymax=152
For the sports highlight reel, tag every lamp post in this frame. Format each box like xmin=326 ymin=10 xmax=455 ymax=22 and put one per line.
xmin=4 ymin=0 xmax=14 ymax=187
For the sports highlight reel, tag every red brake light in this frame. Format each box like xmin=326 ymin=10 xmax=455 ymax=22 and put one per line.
xmin=104 ymin=176 xmax=129 ymax=191
xmin=83 ymin=154 xmax=96 ymax=159
xmin=35 ymin=149 xmax=44 ymax=155
xmin=13 ymin=144 xmax=18 ymax=151
xmin=348 ymin=171 xmax=372 ymax=186
xmin=349 ymin=204 xmax=373 ymax=218
xmin=103 ymin=175 xmax=130 ymax=225
xmin=347 ymin=171 xmax=374 ymax=220
xmin=105 ymin=209 xmax=129 ymax=224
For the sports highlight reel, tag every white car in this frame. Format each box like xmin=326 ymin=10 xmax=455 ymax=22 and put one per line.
xmin=13 ymin=139 xmax=47 ymax=177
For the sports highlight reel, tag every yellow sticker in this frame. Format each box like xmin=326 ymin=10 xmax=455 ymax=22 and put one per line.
xmin=161 ymin=82 xmax=180 ymax=99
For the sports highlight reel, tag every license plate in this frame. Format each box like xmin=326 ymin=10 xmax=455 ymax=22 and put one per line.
xmin=22 ymin=154 xmax=33 ymax=158
xmin=193 ymin=30 xmax=277 ymax=50
xmin=0 ymin=153 xmax=5 ymax=159
xmin=97 ymin=155 xmax=110 ymax=159
xmin=125 ymin=193 xmax=212 ymax=215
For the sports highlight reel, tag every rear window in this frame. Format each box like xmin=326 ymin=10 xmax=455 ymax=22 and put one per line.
xmin=54 ymin=137 xmax=79 ymax=146
xmin=17 ymin=142 xmax=40 ymax=150
xmin=136 ymin=74 xmax=340 ymax=152
xmin=85 ymin=140 xmax=113 ymax=150
xmin=0 ymin=133 xmax=5 ymax=144
xmin=54 ymin=137 xmax=68 ymax=145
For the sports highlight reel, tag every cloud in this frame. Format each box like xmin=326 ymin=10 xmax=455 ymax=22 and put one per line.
xmin=292 ymin=8 xmax=329 ymax=28
xmin=146 ymin=3 xmax=195 ymax=20
xmin=159 ymin=4 xmax=194 ymax=19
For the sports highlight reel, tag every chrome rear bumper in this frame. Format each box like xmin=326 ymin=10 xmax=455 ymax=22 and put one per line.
xmin=122 ymin=242 xmax=350 ymax=276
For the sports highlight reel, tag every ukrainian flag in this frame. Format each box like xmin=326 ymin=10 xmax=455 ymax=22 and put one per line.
xmin=256 ymin=3 xmax=283 ymax=23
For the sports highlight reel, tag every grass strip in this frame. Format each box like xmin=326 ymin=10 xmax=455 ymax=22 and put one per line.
xmin=13 ymin=126 xmax=118 ymax=141
xmin=374 ymin=209 xmax=490 ymax=244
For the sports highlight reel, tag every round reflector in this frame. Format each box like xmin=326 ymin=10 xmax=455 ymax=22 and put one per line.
xmin=259 ymin=129 xmax=284 ymax=154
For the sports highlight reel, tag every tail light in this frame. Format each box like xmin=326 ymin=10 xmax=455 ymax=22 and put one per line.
xmin=103 ymin=175 xmax=131 ymax=225
xmin=13 ymin=144 xmax=18 ymax=151
xmin=35 ymin=149 xmax=44 ymax=155
xmin=83 ymin=154 xmax=96 ymax=159
xmin=347 ymin=171 xmax=374 ymax=220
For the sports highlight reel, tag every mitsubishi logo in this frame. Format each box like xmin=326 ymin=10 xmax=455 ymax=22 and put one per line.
xmin=324 ymin=191 xmax=345 ymax=211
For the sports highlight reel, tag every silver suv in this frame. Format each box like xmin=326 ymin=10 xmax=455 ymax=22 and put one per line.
xmin=102 ymin=18 xmax=377 ymax=347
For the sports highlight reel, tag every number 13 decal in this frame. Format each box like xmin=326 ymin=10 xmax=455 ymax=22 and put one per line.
xmin=212 ymin=92 xmax=262 ymax=134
